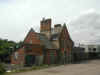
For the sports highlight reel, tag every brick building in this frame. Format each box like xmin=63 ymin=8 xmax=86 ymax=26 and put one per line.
xmin=11 ymin=18 xmax=74 ymax=65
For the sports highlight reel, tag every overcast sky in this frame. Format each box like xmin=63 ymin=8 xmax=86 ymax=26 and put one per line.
xmin=0 ymin=0 xmax=100 ymax=45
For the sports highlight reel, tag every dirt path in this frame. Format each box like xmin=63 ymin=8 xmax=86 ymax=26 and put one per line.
xmin=12 ymin=60 xmax=100 ymax=75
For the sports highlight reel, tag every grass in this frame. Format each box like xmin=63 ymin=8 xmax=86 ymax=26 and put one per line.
xmin=6 ymin=64 xmax=49 ymax=74
xmin=5 ymin=64 xmax=62 ymax=75
xmin=5 ymin=73 xmax=12 ymax=75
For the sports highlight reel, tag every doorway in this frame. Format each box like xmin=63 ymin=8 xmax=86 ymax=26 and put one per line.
xmin=25 ymin=55 xmax=36 ymax=66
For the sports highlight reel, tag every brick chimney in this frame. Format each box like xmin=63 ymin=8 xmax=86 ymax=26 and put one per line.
xmin=54 ymin=24 xmax=62 ymax=33
xmin=40 ymin=18 xmax=51 ymax=32
xmin=40 ymin=18 xmax=52 ymax=39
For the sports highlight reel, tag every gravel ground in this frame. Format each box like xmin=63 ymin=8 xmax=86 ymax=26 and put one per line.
xmin=12 ymin=60 xmax=100 ymax=75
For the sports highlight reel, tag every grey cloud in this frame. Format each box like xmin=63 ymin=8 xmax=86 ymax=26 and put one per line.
xmin=0 ymin=0 xmax=100 ymax=43
xmin=69 ymin=11 xmax=100 ymax=44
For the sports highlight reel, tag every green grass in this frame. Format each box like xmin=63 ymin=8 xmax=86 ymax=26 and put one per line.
xmin=5 ymin=64 xmax=62 ymax=74
xmin=5 ymin=73 xmax=12 ymax=75
xmin=9 ymin=64 xmax=49 ymax=73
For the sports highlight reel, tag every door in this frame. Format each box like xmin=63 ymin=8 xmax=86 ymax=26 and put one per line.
xmin=25 ymin=55 xmax=36 ymax=66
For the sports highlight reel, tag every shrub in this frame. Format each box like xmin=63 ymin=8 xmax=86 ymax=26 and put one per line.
xmin=0 ymin=63 xmax=6 ymax=75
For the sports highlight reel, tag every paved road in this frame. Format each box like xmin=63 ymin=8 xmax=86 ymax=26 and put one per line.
xmin=12 ymin=60 xmax=100 ymax=75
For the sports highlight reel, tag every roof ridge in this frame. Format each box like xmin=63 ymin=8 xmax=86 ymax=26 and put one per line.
xmin=30 ymin=28 xmax=35 ymax=32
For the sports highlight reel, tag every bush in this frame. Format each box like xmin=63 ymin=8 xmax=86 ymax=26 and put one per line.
xmin=0 ymin=63 xmax=6 ymax=75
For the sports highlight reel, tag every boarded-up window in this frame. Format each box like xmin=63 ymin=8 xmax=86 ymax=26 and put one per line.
xmin=14 ymin=52 xmax=18 ymax=60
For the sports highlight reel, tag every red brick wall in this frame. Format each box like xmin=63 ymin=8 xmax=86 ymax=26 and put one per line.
xmin=11 ymin=28 xmax=44 ymax=64
xmin=25 ymin=47 xmax=43 ymax=55
xmin=60 ymin=26 xmax=73 ymax=54
xmin=11 ymin=48 xmax=25 ymax=64
xmin=24 ymin=31 xmax=40 ymax=45
xmin=24 ymin=29 xmax=43 ymax=55
xmin=11 ymin=47 xmax=43 ymax=64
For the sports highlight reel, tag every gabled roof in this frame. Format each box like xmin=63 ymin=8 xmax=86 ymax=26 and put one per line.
xmin=51 ymin=23 xmax=72 ymax=41
xmin=60 ymin=23 xmax=72 ymax=40
xmin=23 ymin=28 xmax=56 ymax=49
xmin=24 ymin=28 xmax=35 ymax=42
xmin=30 ymin=28 xmax=35 ymax=32
xmin=64 ymin=23 xmax=70 ymax=38
xmin=23 ymin=28 xmax=41 ymax=45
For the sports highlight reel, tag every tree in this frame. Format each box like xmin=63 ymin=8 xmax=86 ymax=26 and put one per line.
xmin=0 ymin=39 xmax=16 ymax=63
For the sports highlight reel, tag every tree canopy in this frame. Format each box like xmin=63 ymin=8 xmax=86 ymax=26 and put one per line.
xmin=0 ymin=39 xmax=16 ymax=62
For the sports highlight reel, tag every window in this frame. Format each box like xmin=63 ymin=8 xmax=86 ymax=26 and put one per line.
xmin=14 ymin=52 xmax=18 ymax=60
xmin=82 ymin=48 xmax=85 ymax=51
xmin=25 ymin=45 xmax=32 ymax=51
xmin=93 ymin=48 xmax=96 ymax=51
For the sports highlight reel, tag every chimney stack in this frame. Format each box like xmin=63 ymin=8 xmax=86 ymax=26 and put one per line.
xmin=40 ymin=18 xmax=52 ymax=39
